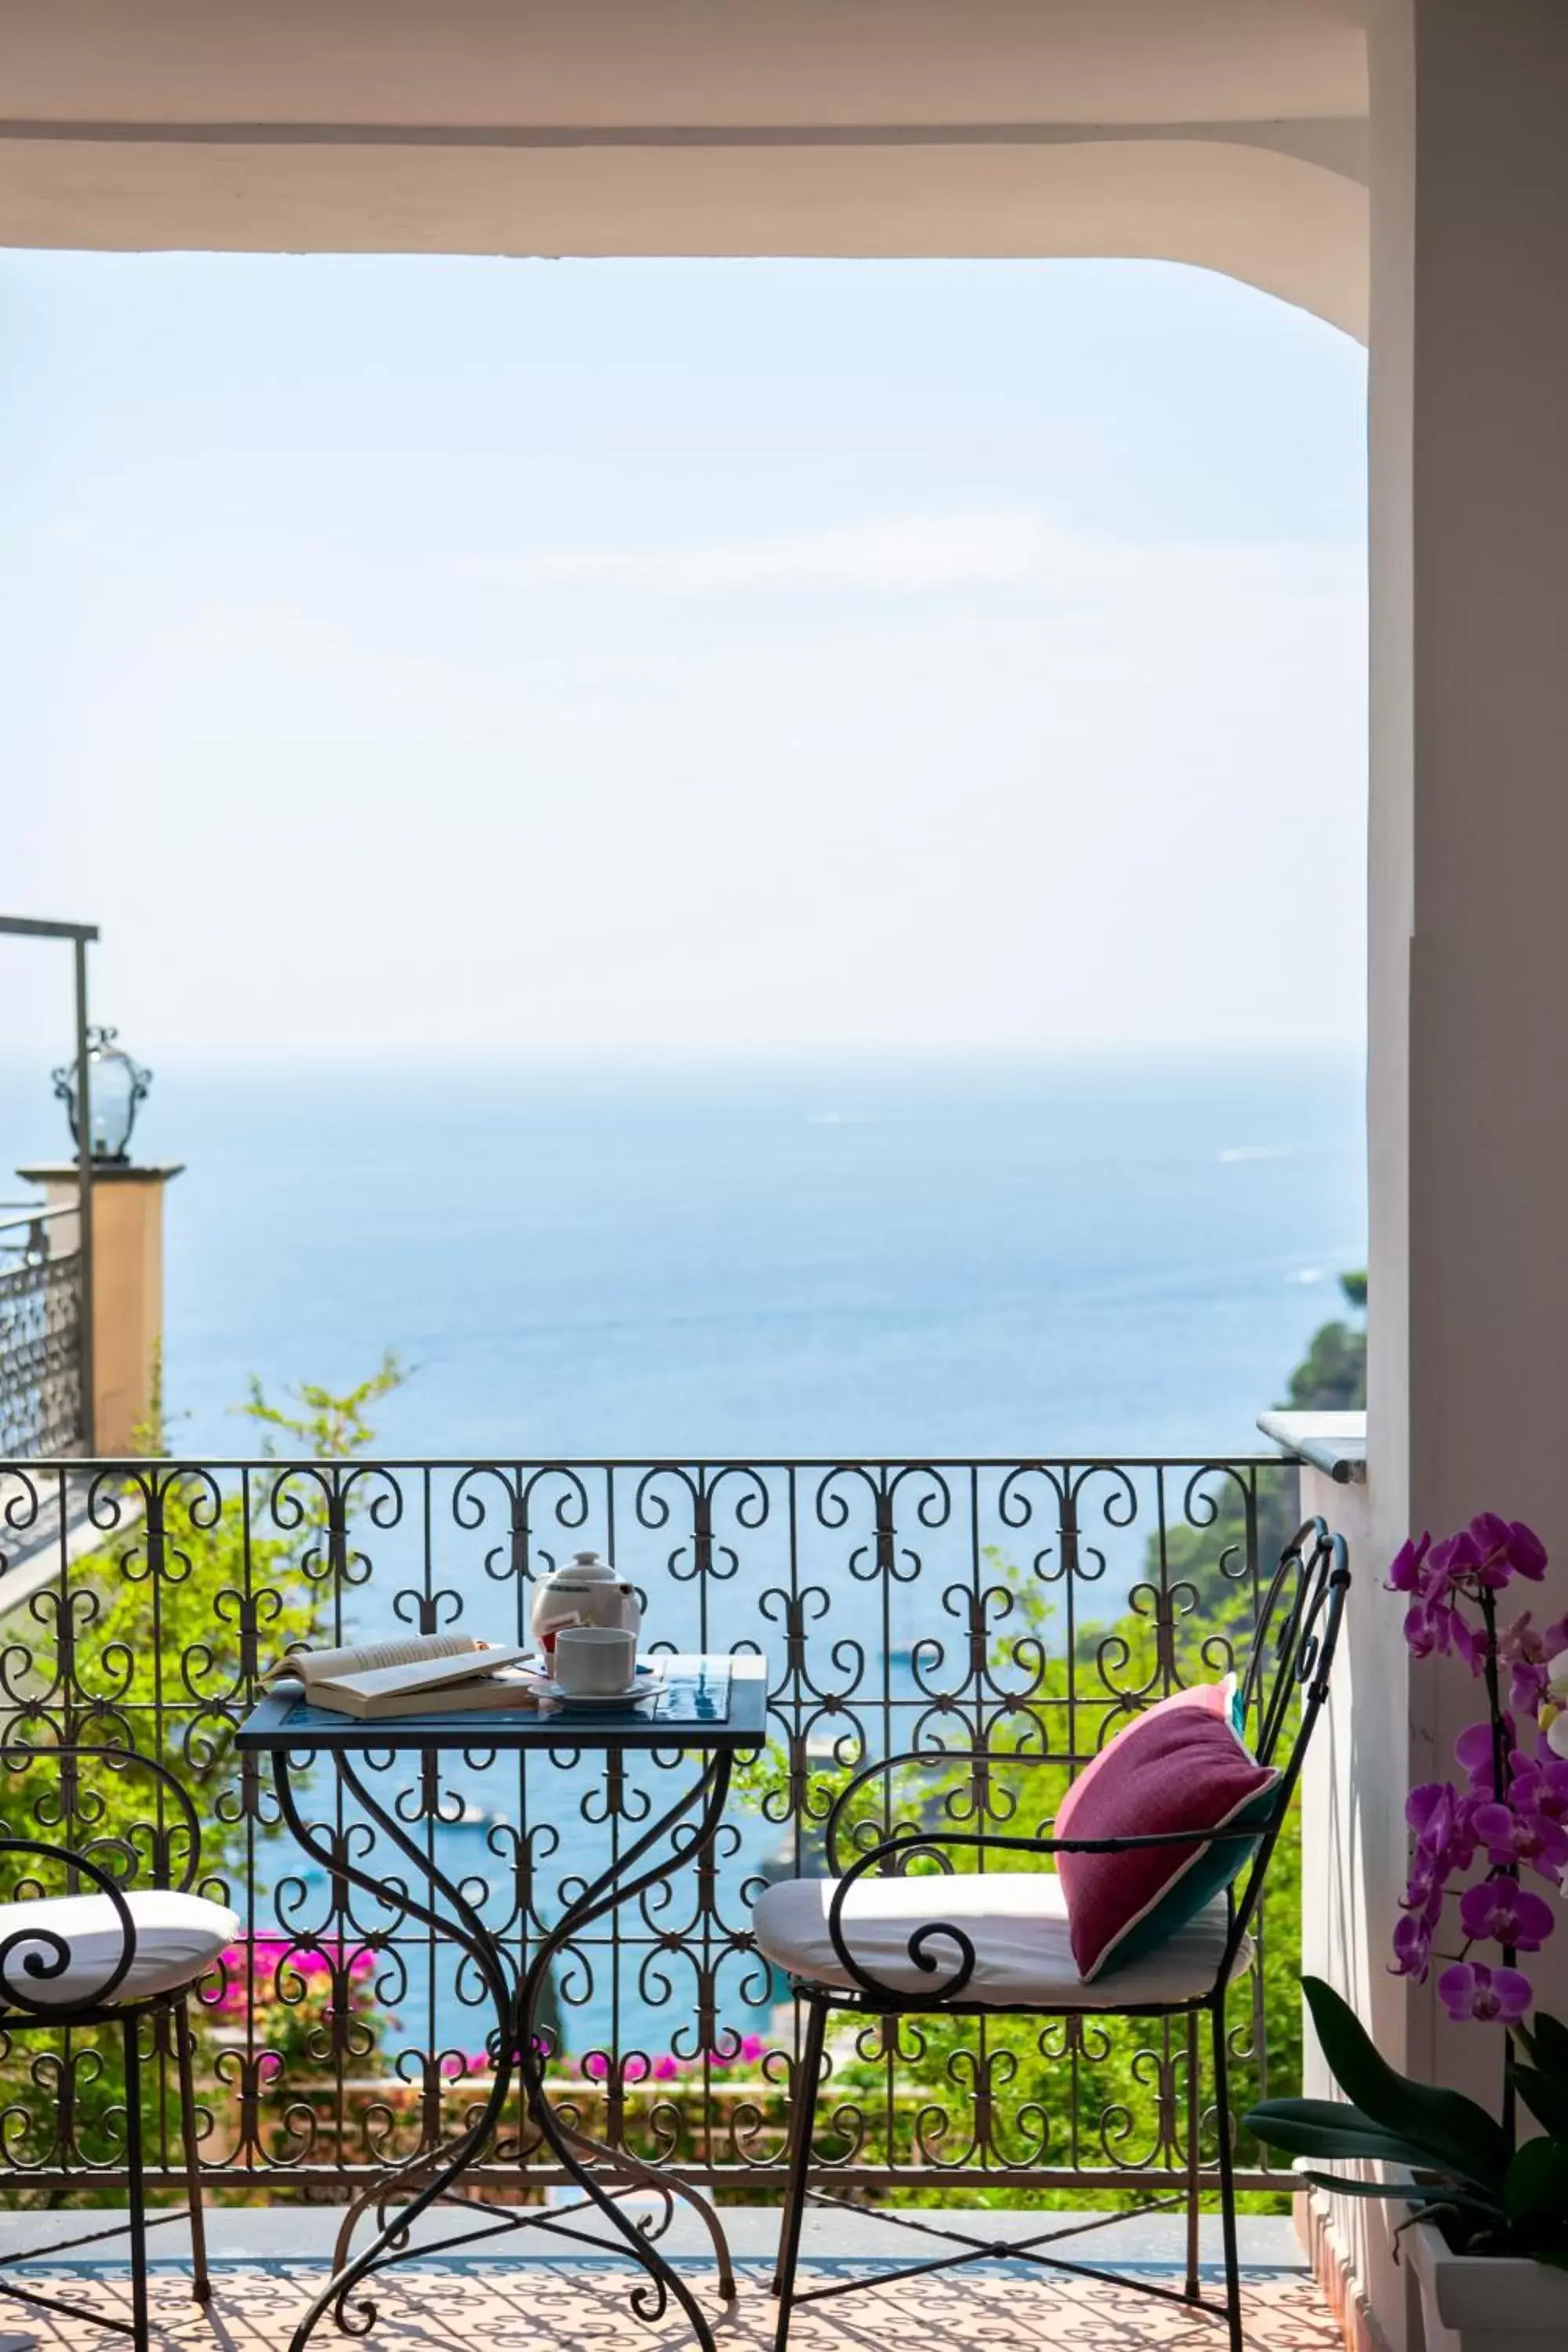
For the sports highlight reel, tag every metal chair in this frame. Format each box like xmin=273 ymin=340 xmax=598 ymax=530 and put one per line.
xmin=0 ymin=1742 xmax=238 ymax=2351
xmin=757 ymin=1519 xmax=1350 ymax=2352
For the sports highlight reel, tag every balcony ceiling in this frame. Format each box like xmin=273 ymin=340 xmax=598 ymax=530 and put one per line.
xmin=5 ymin=1 xmax=1367 ymax=127
xmin=0 ymin=0 xmax=1370 ymax=332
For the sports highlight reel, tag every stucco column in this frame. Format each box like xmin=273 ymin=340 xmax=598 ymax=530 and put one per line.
xmin=16 ymin=1163 xmax=182 ymax=1455
xmin=1312 ymin=5 xmax=1568 ymax=2347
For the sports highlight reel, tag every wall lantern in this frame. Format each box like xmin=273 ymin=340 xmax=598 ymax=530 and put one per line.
xmin=53 ymin=1026 xmax=152 ymax=1164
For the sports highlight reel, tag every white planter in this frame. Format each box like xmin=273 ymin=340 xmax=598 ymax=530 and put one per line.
xmin=1406 ymin=2218 xmax=1568 ymax=2352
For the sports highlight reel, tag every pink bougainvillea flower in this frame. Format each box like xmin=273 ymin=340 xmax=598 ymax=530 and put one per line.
xmin=581 ymin=2051 xmax=610 ymax=2081
xmin=739 ymin=2034 xmax=767 ymax=2064
xmin=1388 ymin=1534 xmax=1432 ymax=1595
xmin=652 ymin=2055 xmax=681 ymax=2082
xmin=1457 ymin=1877 xmax=1557 ymax=1948
xmin=1469 ymin=1796 xmax=1568 ymax=1880
xmin=1437 ymin=1961 xmax=1534 ymax=2023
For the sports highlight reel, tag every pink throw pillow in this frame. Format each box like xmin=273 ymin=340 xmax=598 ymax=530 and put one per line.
xmin=1057 ymin=1675 xmax=1237 ymax=1835
xmin=1054 ymin=1699 xmax=1279 ymax=1982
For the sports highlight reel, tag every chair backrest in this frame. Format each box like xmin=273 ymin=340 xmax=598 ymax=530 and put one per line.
xmin=0 ymin=1742 xmax=202 ymax=1901
xmin=1223 ymin=1517 xmax=1350 ymax=1965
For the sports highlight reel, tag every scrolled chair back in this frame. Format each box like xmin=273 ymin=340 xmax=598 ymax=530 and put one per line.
xmin=814 ymin=1515 xmax=1349 ymax=2010
xmin=0 ymin=1742 xmax=205 ymax=2019
xmin=1222 ymin=1517 xmax=1350 ymax=1958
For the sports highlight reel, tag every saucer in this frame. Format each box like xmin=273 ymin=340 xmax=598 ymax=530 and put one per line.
xmin=539 ymin=1680 xmax=653 ymax=1710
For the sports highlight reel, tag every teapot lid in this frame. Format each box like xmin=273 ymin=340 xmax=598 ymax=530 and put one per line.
xmin=562 ymin=1549 xmax=615 ymax=1577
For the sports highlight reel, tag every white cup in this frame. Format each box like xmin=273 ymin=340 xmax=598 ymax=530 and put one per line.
xmin=553 ymin=1624 xmax=637 ymax=1697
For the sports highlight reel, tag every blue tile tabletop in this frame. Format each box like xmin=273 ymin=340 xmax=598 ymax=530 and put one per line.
xmin=236 ymin=1652 xmax=768 ymax=1753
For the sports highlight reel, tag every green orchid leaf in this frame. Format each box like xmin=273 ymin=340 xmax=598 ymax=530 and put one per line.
xmin=1288 ymin=2170 xmax=1494 ymax=2216
xmin=1244 ymin=2099 xmax=1472 ymax=2176
xmin=1504 ymin=2137 xmax=1568 ymax=2229
xmin=1527 ymin=2010 xmax=1568 ymax=2088
xmin=1509 ymin=2060 xmax=1568 ymax=2143
xmin=1301 ymin=1976 xmax=1510 ymax=2190
xmin=1241 ymin=2107 xmax=1457 ymax=2154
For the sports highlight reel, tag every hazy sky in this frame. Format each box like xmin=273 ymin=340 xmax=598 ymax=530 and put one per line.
xmin=2 ymin=253 xmax=1367 ymax=1061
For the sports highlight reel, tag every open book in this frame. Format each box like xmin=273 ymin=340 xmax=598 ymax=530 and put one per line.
xmin=266 ymin=1632 xmax=547 ymax=1722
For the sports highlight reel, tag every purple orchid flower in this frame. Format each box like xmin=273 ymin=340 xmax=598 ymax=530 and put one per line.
xmin=1405 ymin=1784 xmax=1463 ymax=1885
xmin=1388 ymin=1533 xmax=1432 ymax=1595
xmin=1428 ymin=1529 xmax=1480 ymax=1589
xmin=1404 ymin=1595 xmax=1461 ymax=1661
xmin=1466 ymin=1515 xmax=1548 ymax=1588
xmin=1437 ymin=1960 xmax=1534 ymax=2024
xmin=1456 ymin=1716 xmax=1517 ymax=1798
xmin=1503 ymin=1519 xmax=1549 ymax=1583
xmin=1512 ymin=1745 xmax=1568 ymax=1829
xmin=1405 ymin=1780 xmax=1454 ymax=1842
xmin=1469 ymin=1794 xmax=1568 ymax=1881
xmin=1457 ymin=1877 xmax=1557 ymax=1948
xmin=1404 ymin=1588 xmax=1486 ymax=1672
xmin=1497 ymin=1613 xmax=1568 ymax=1719
xmin=1391 ymin=1904 xmax=1439 ymax=1981
xmin=1389 ymin=1516 xmax=1562 ymax=2034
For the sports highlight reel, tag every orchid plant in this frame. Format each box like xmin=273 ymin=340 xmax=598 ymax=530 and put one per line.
xmin=1248 ymin=1515 xmax=1568 ymax=2264
xmin=1387 ymin=1513 xmax=1568 ymax=2024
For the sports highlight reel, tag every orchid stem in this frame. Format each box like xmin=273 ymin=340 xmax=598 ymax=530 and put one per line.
xmin=1475 ymin=1582 xmax=1518 ymax=2154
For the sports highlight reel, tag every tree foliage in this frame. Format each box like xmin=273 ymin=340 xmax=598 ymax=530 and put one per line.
xmin=0 ymin=1358 xmax=406 ymax=2201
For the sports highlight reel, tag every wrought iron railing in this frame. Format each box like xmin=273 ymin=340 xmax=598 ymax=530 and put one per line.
xmin=0 ymin=1214 xmax=82 ymax=1460
xmin=0 ymin=1452 xmax=1307 ymax=2201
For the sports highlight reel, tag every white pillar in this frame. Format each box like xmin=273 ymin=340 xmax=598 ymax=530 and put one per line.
xmin=1316 ymin=5 xmax=1568 ymax=2345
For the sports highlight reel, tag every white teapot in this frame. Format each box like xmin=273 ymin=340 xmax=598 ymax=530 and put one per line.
xmin=530 ymin=1550 xmax=642 ymax=1659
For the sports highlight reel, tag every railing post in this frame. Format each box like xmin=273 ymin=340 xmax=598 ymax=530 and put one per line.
xmin=71 ymin=933 xmax=95 ymax=1455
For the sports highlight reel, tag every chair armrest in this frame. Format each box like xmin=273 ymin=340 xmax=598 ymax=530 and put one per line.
xmin=824 ymin=1745 xmax=1065 ymax=1876
xmin=0 ymin=1742 xmax=203 ymax=1894
xmin=0 ymin=1833 xmax=140 ymax=2014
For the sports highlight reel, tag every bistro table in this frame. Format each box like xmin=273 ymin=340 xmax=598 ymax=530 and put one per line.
xmin=236 ymin=1653 xmax=767 ymax=2352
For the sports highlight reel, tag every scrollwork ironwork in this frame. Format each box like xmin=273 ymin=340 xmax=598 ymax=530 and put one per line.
xmin=0 ymin=1449 xmax=1312 ymax=2201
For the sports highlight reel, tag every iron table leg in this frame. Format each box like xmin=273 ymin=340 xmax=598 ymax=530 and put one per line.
xmin=272 ymin=1741 xmax=735 ymax=2352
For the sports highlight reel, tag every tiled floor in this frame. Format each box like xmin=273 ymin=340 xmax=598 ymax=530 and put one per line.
xmin=0 ymin=2263 xmax=1341 ymax=2352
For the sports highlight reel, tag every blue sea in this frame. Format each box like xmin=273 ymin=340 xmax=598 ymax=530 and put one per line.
xmin=2 ymin=1047 xmax=1368 ymax=1461
xmin=1 ymin=1047 xmax=1365 ymax=2060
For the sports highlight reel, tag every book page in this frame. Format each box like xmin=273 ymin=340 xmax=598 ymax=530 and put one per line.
xmin=314 ymin=1643 xmax=534 ymax=1702
xmin=268 ymin=1632 xmax=485 ymax=1685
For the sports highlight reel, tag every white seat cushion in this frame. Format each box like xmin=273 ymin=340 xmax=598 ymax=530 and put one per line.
xmin=752 ymin=1870 xmax=1249 ymax=2008
xmin=0 ymin=1890 xmax=239 ymax=2011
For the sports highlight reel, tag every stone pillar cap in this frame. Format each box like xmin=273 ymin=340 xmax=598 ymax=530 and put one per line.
xmin=16 ymin=1162 xmax=184 ymax=1185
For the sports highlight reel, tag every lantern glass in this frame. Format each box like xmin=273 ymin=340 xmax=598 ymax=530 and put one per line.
xmin=52 ymin=1027 xmax=152 ymax=1164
